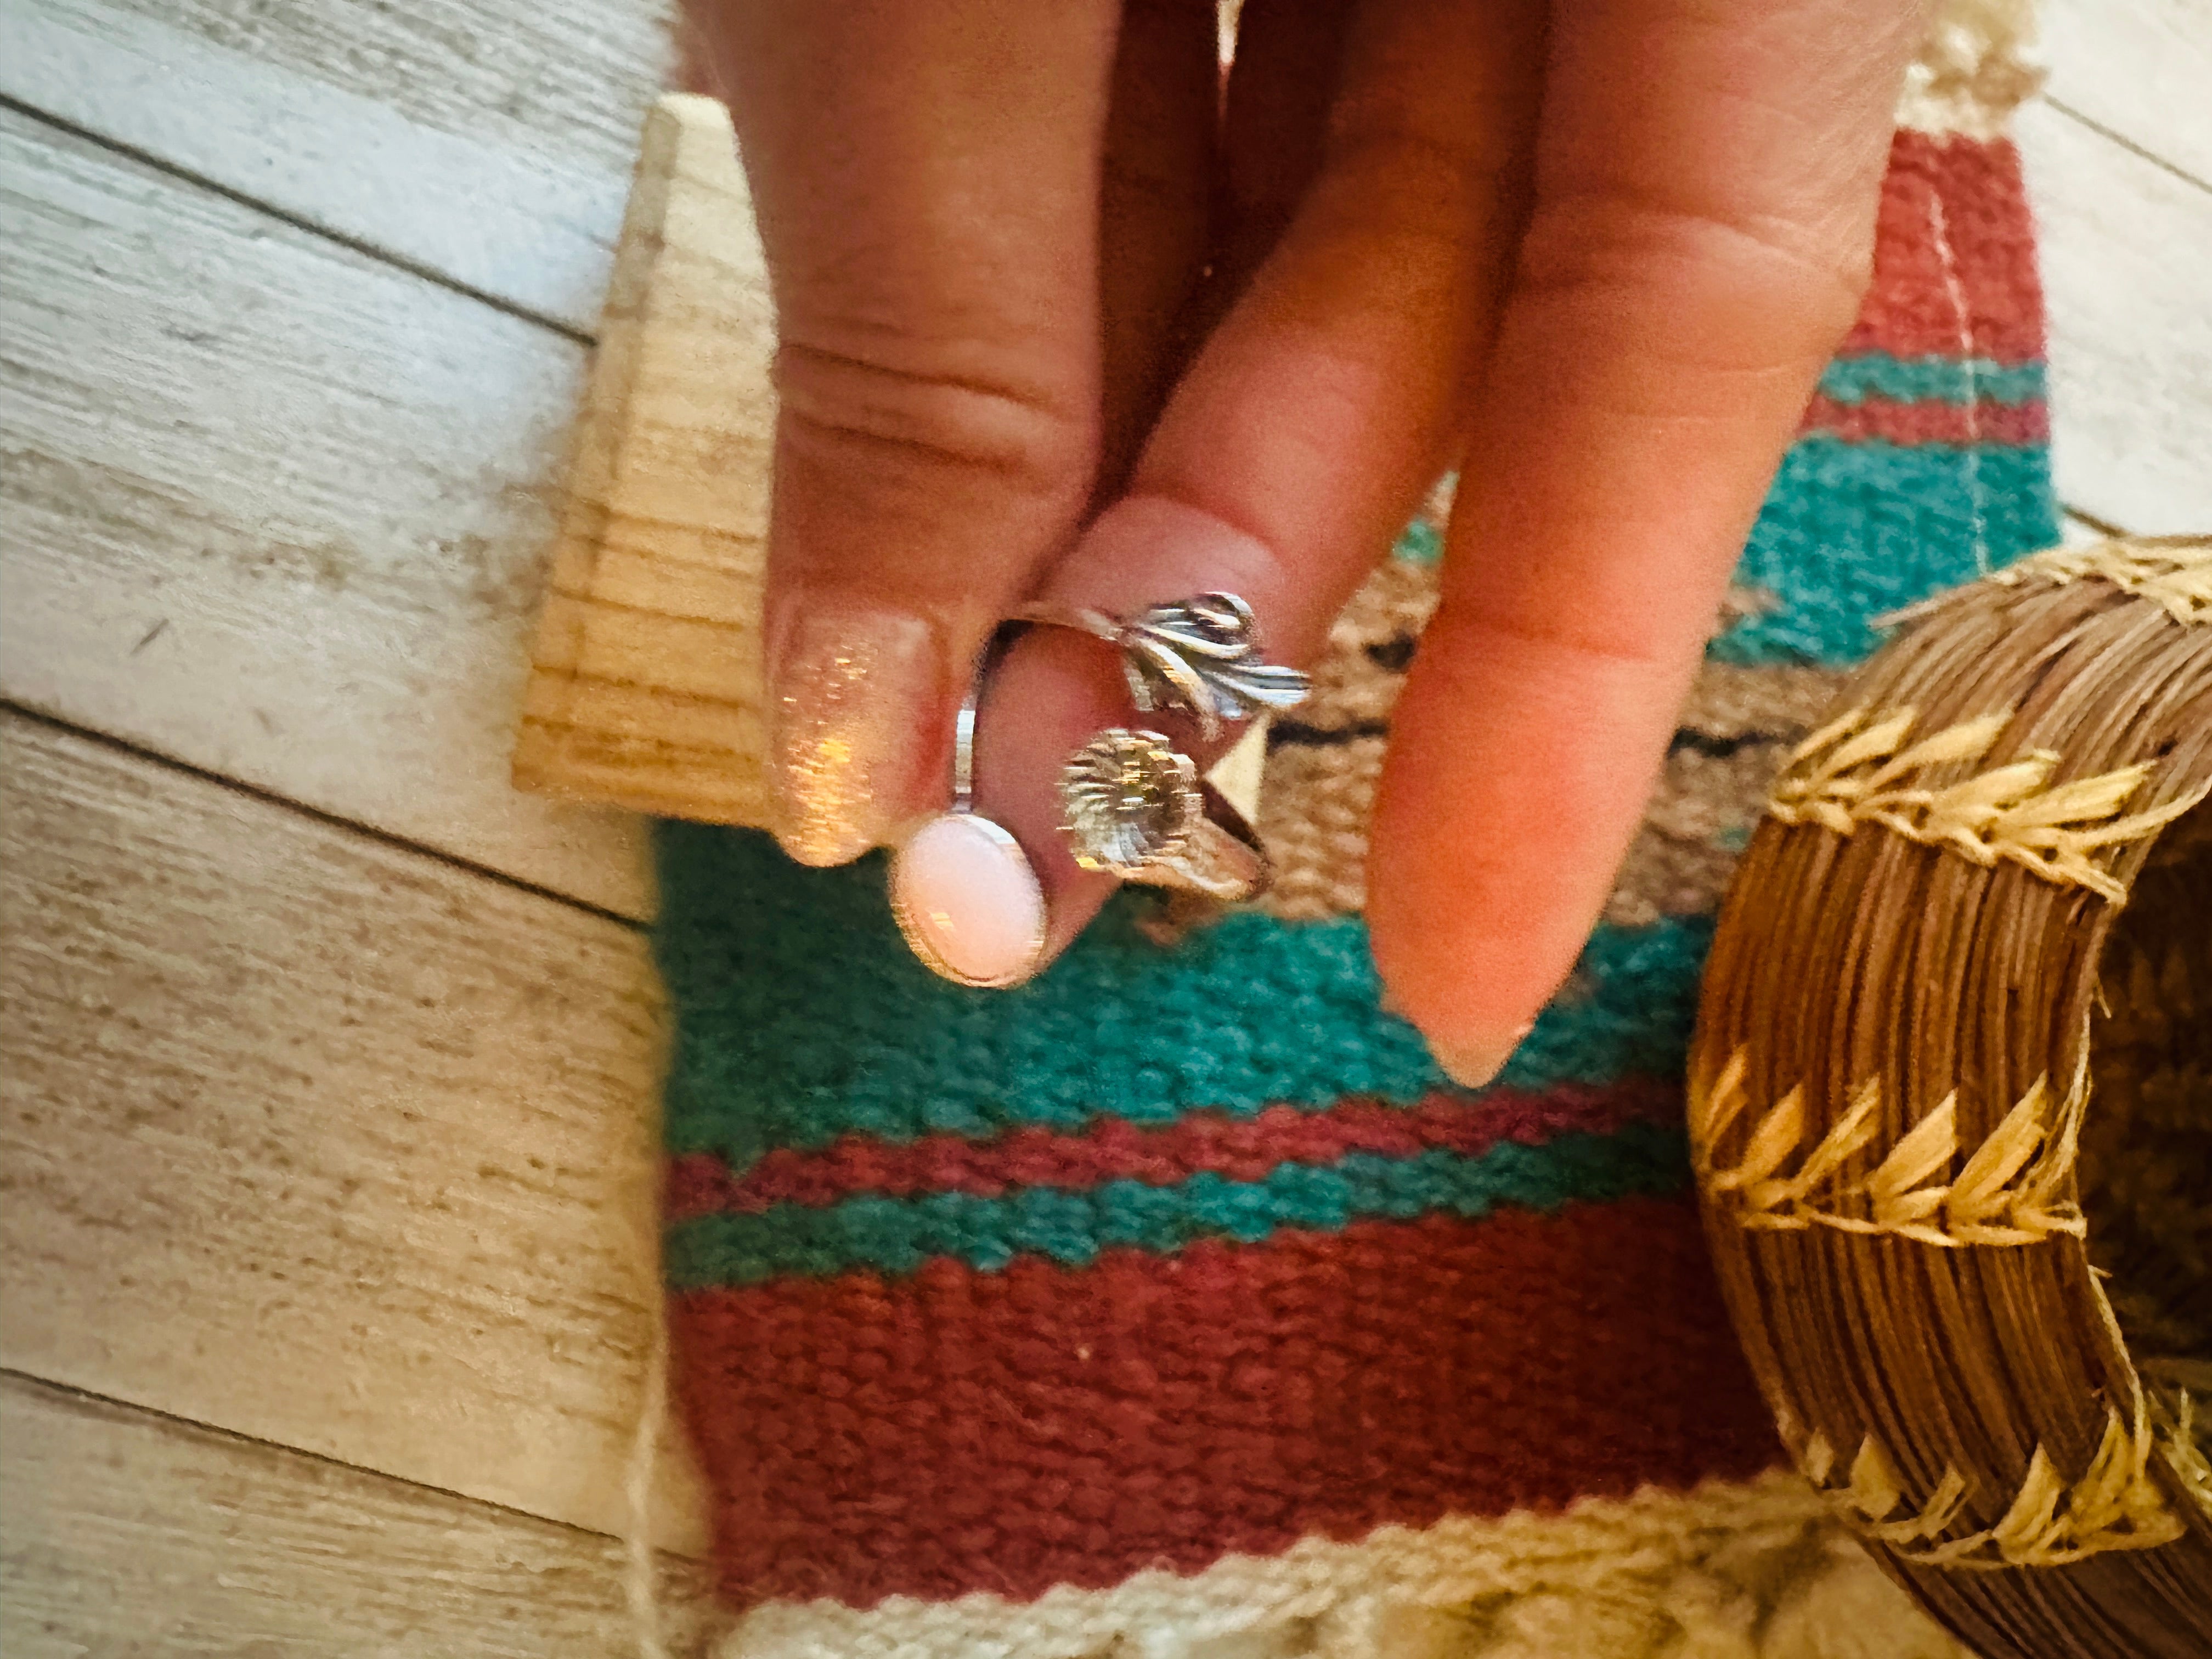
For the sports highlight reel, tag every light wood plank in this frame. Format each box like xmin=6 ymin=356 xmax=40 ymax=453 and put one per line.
xmin=2022 ymin=96 xmax=2212 ymax=534
xmin=2042 ymin=0 xmax=2212 ymax=192
xmin=2 ymin=0 xmax=672 ymax=330
xmin=0 ymin=710 xmax=707 ymax=1551
xmin=0 ymin=105 xmax=653 ymax=919
xmin=512 ymin=95 xmax=776 ymax=827
xmin=0 ymin=1373 xmax=723 ymax=1658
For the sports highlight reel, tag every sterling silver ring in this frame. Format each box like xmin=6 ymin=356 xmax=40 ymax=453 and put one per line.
xmin=891 ymin=600 xmax=1289 ymax=988
xmin=1057 ymin=727 xmax=1272 ymax=902
xmin=1014 ymin=591 xmax=1311 ymax=743
xmin=1015 ymin=592 xmax=1295 ymax=904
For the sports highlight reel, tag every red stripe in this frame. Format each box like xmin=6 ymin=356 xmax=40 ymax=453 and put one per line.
xmin=665 ymin=1079 xmax=1682 ymax=1220
xmin=671 ymin=1198 xmax=1781 ymax=1610
xmin=1799 ymin=394 xmax=2048 ymax=446
xmin=1843 ymin=131 xmax=2044 ymax=364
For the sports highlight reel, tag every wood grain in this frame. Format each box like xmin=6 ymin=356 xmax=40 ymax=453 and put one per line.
xmin=512 ymin=95 xmax=777 ymax=828
xmin=0 ymin=1373 xmax=724 ymax=1658
xmin=2 ymin=0 xmax=672 ymax=330
xmin=2022 ymin=96 xmax=2212 ymax=534
xmin=2042 ymin=0 xmax=2212 ymax=193
xmin=0 ymin=710 xmax=707 ymax=1551
xmin=0 ymin=105 xmax=654 ymax=919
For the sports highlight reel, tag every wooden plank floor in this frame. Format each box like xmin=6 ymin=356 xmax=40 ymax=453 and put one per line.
xmin=2 ymin=2 xmax=2209 ymax=1652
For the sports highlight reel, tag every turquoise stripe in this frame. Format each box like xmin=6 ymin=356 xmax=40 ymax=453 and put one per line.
xmin=1718 ymin=437 xmax=2056 ymax=665
xmin=656 ymin=824 xmax=1711 ymax=1166
xmin=656 ymin=418 xmax=2058 ymax=1178
xmin=1393 ymin=517 xmax=1444 ymax=565
xmin=1816 ymin=354 xmax=2045 ymax=406
xmin=1397 ymin=405 xmax=2050 ymax=646
xmin=664 ymin=1122 xmax=1690 ymax=1286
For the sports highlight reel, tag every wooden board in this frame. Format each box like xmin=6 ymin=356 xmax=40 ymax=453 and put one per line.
xmin=2042 ymin=0 xmax=2212 ymax=194
xmin=0 ymin=1373 xmax=723 ymax=1658
xmin=511 ymin=95 xmax=777 ymax=827
xmin=0 ymin=105 xmax=654 ymax=920
xmin=2021 ymin=97 xmax=2212 ymax=534
xmin=1 ymin=0 xmax=671 ymax=331
xmin=0 ymin=710 xmax=707 ymax=1552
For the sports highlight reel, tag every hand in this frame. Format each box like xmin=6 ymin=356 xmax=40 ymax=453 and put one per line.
xmin=685 ymin=0 xmax=1923 ymax=1083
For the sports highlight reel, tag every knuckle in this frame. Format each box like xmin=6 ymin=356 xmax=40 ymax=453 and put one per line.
xmin=1330 ymin=114 xmax=1496 ymax=189
xmin=1515 ymin=185 xmax=1871 ymax=364
xmin=1321 ymin=113 xmax=1519 ymax=234
xmin=1291 ymin=110 xmax=1529 ymax=301
xmin=1283 ymin=121 xmax=1507 ymax=308
xmin=1438 ymin=601 xmax=1677 ymax=680
xmin=772 ymin=335 xmax=1094 ymax=496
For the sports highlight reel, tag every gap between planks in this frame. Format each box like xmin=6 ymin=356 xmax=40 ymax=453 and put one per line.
xmin=0 ymin=698 xmax=647 ymax=935
xmin=2017 ymin=96 xmax=2212 ymax=533
xmin=2040 ymin=0 xmax=2212 ymax=195
xmin=0 ymin=706 xmax=709 ymax=1553
xmin=0 ymin=1368 xmax=725 ymax=1659
xmin=0 ymin=88 xmax=592 ymax=347
xmin=0 ymin=0 xmax=672 ymax=332
xmin=2045 ymin=95 xmax=2212 ymax=201
xmin=0 ymin=100 xmax=658 ymax=920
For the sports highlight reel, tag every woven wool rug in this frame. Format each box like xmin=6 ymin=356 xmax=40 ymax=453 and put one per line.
xmin=653 ymin=4 xmax=2057 ymax=1654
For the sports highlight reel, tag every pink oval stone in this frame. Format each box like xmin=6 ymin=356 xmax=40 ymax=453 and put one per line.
xmin=890 ymin=814 xmax=1047 ymax=988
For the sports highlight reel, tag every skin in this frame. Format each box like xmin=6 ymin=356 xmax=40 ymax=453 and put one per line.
xmin=686 ymin=0 xmax=1927 ymax=1081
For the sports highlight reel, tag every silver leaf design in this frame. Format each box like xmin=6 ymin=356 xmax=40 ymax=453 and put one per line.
xmin=1118 ymin=593 xmax=1311 ymax=741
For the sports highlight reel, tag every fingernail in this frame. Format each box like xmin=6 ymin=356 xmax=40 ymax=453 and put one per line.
xmin=1429 ymin=1023 xmax=1532 ymax=1091
xmin=770 ymin=603 xmax=936 ymax=867
xmin=890 ymin=813 xmax=1048 ymax=989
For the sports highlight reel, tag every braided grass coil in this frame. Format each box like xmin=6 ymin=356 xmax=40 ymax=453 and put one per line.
xmin=1690 ymin=539 xmax=2212 ymax=1658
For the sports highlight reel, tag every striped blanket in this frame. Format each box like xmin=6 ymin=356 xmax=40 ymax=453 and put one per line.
xmin=656 ymin=6 xmax=2055 ymax=1654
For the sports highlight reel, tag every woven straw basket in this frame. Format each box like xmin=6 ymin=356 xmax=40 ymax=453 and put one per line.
xmin=1690 ymin=538 xmax=2212 ymax=1659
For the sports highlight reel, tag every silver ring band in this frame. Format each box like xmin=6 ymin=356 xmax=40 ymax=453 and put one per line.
xmin=922 ymin=599 xmax=1288 ymax=940
xmin=1015 ymin=591 xmax=1310 ymax=742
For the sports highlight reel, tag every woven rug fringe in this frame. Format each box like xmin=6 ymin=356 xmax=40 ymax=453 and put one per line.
xmin=719 ymin=1472 xmax=1964 ymax=1659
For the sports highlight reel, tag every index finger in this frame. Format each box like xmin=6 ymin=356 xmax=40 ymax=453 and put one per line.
xmin=1366 ymin=0 xmax=1925 ymax=1083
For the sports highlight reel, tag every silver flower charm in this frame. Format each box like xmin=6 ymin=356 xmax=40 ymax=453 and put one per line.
xmin=1115 ymin=593 xmax=1310 ymax=742
xmin=1057 ymin=729 xmax=1203 ymax=877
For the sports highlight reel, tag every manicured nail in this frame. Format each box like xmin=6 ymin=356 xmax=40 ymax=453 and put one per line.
xmin=889 ymin=813 xmax=1048 ymax=989
xmin=1429 ymin=1023 xmax=1532 ymax=1091
xmin=770 ymin=603 xmax=935 ymax=867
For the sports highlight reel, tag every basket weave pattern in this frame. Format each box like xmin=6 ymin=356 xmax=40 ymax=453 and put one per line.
xmin=1691 ymin=540 xmax=2212 ymax=1658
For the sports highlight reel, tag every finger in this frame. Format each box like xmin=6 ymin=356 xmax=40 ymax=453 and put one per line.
xmin=1096 ymin=0 xmax=1221 ymax=494
xmin=944 ymin=0 xmax=1545 ymax=978
xmin=671 ymin=8 xmax=725 ymax=98
xmin=1209 ymin=0 xmax=1357 ymax=317
xmin=1367 ymin=0 xmax=1923 ymax=1084
xmin=691 ymin=0 xmax=1118 ymax=865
